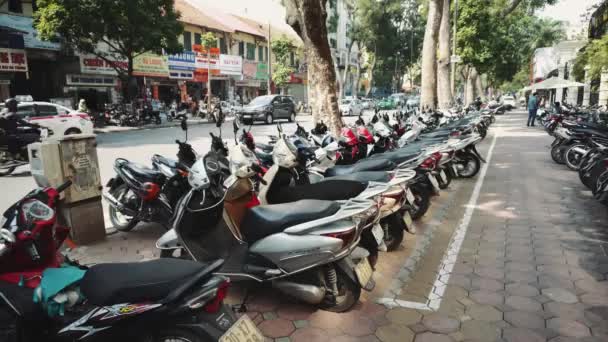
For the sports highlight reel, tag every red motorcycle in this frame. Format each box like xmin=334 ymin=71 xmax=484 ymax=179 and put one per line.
xmin=0 ymin=181 xmax=248 ymax=342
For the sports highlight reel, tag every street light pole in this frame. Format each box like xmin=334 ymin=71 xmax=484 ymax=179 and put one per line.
xmin=450 ymin=0 xmax=458 ymax=96
xmin=267 ymin=21 xmax=272 ymax=95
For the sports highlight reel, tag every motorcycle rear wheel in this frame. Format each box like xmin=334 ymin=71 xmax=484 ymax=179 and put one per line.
xmin=564 ymin=144 xmax=585 ymax=171
xmin=409 ymin=183 xmax=431 ymax=220
xmin=438 ymin=168 xmax=452 ymax=189
xmin=382 ymin=213 xmax=405 ymax=252
xmin=551 ymin=145 xmax=565 ymax=164
xmin=108 ymin=184 xmax=140 ymax=232
xmin=457 ymin=154 xmax=481 ymax=178
xmin=319 ymin=268 xmax=361 ymax=313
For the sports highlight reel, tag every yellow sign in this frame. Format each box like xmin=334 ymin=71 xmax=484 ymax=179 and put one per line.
xmin=133 ymin=53 xmax=169 ymax=77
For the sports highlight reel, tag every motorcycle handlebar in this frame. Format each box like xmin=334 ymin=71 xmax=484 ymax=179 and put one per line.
xmin=56 ymin=180 xmax=72 ymax=193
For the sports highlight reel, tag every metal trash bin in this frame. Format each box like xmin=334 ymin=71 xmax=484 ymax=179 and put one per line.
xmin=28 ymin=134 xmax=105 ymax=244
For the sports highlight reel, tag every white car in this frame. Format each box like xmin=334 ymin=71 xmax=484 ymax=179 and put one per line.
xmin=339 ymin=98 xmax=363 ymax=116
xmin=501 ymin=96 xmax=516 ymax=109
xmin=14 ymin=102 xmax=94 ymax=137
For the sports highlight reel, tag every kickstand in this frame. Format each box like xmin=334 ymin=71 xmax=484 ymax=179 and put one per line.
xmin=232 ymin=288 xmax=251 ymax=314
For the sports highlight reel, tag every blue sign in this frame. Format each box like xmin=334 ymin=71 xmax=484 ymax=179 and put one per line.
xmin=168 ymin=52 xmax=195 ymax=71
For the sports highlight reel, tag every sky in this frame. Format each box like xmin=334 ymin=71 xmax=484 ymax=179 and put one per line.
xmin=539 ymin=0 xmax=604 ymax=37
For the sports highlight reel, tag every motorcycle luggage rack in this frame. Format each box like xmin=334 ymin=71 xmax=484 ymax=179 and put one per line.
xmin=284 ymin=198 xmax=375 ymax=235
xmin=388 ymin=169 xmax=416 ymax=185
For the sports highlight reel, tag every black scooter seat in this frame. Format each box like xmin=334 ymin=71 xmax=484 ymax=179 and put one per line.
xmin=119 ymin=160 xmax=165 ymax=183
xmin=267 ymin=180 xmax=366 ymax=204
xmin=329 ymin=171 xmax=391 ymax=183
xmin=325 ymin=159 xmax=394 ymax=177
xmin=80 ymin=259 xmax=213 ymax=306
xmin=152 ymin=154 xmax=178 ymax=169
xmin=371 ymin=150 xmax=421 ymax=164
xmin=241 ymin=200 xmax=340 ymax=243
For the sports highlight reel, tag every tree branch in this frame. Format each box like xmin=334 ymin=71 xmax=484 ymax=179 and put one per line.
xmin=502 ymin=0 xmax=524 ymax=16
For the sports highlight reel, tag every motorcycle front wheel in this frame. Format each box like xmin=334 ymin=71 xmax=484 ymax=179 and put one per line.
xmin=551 ymin=145 xmax=565 ymax=164
xmin=564 ymin=144 xmax=586 ymax=171
xmin=409 ymin=183 xmax=431 ymax=220
xmin=0 ymin=152 xmax=17 ymax=176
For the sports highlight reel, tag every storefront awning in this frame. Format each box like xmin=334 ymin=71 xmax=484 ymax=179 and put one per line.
xmin=525 ymin=77 xmax=585 ymax=91
xmin=0 ymin=14 xmax=61 ymax=50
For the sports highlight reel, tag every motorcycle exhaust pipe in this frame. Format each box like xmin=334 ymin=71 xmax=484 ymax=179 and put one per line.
xmin=272 ymin=281 xmax=326 ymax=305
xmin=102 ymin=192 xmax=137 ymax=216
xmin=571 ymin=146 xmax=589 ymax=155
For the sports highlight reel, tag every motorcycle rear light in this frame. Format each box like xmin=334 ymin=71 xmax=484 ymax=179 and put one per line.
xmin=420 ymin=157 xmax=435 ymax=169
xmin=323 ymin=228 xmax=356 ymax=248
xmin=431 ymin=152 xmax=442 ymax=161
xmin=142 ymin=182 xmax=161 ymax=201
xmin=450 ymin=131 xmax=461 ymax=137
xmin=203 ymin=280 xmax=230 ymax=313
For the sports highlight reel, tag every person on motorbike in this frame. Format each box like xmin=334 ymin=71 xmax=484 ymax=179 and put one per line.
xmin=0 ymin=98 xmax=41 ymax=160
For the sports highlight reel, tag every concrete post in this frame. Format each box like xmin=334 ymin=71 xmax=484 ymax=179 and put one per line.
xmin=600 ymin=69 xmax=608 ymax=106
xmin=567 ymin=87 xmax=578 ymax=105
xmin=583 ymin=66 xmax=591 ymax=106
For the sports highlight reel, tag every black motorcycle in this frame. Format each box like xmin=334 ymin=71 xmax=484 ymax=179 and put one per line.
xmin=0 ymin=126 xmax=48 ymax=176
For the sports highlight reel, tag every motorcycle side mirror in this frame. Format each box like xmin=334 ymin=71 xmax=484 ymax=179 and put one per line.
xmin=180 ymin=118 xmax=188 ymax=131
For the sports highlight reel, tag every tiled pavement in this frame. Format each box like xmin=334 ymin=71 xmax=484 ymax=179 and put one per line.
xmin=68 ymin=110 xmax=608 ymax=341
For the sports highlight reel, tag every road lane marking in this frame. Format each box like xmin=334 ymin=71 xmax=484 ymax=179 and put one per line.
xmin=377 ymin=132 xmax=499 ymax=311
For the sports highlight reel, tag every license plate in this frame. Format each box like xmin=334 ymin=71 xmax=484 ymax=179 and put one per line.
xmin=439 ymin=170 xmax=447 ymax=183
xmin=219 ymin=315 xmax=264 ymax=342
xmin=403 ymin=211 xmax=413 ymax=228
xmin=354 ymin=258 xmax=373 ymax=287
xmin=428 ymin=173 xmax=440 ymax=191
xmin=371 ymin=223 xmax=384 ymax=245
xmin=41 ymin=129 xmax=48 ymax=139
xmin=405 ymin=188 xmax=415 ymax=204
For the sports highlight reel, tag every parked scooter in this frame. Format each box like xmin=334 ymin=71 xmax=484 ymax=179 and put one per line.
xmin=0 ymin=180 xmax=250 ymax=342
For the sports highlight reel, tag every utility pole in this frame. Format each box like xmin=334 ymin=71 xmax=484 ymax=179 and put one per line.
xmin=450 ymin=0 xmax=459 ymax=96
xmin=267 ymin=21 xmax=272 ymax=95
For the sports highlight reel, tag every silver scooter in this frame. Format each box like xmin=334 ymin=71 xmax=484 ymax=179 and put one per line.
xmin=156 ymin=151 xmax=379 ymax=312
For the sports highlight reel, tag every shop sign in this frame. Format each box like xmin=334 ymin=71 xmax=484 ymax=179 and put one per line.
xmin=195 ymin=53 xmax=219 ymax=71
xmin=80 ymin=55 xmax=127 ymax=75
xmin=236 ymin=79 xmax=261 ymax=87
xmin=219 ymin=54 xmax=242 ymax=76
xmin=243 ymin=60 xmax=257 ymax=78
xmin=168 ymin=51 xmax=196 ymax=71
xmin=0 ymin=14 xmax=61 ymax=50
xmin=66 ymin=74 xmax=117 ymax=87
xmin=169 ymin=70 xmax=193 ymax=80
xmin=0 ymin=48 xmax=27 ymax=72
xmin=193 ymin=70 xmax=208 ymax=83
xmin=133 ymin=53 xmax=169 ymax=77
xmin=256 ymin=63 xmax=268 ymax=80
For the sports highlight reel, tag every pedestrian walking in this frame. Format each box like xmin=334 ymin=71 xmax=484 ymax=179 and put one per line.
xmin=527 ymin=92 xmax=539 ymax=127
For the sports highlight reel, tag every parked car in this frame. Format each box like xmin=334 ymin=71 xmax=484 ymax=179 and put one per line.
xmin=339 ymin=98 xmax=364 ymax=116
xmin=406 ymin=96 xmax=420 ymax=108
xmin=238 ymin=95 xmax=296 ymax=125
xmin=501 ymin=96 xmax=516 ymax=110
xmin=7 ymin=101 xmax=93 ymax=137
xmin=376 ymin=97 xmax=397 ymax=110
xmin=360 ymin=98 xmax=374 ymax=109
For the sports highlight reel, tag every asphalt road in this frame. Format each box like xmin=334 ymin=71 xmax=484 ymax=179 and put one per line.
xmin=0 ymin=112 xmax=368 ymax=226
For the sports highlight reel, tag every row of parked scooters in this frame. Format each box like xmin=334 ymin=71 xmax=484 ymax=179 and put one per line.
xmin=544 ymin=107 xmax=608 ymax=206
xmin=0 ymin=107 xmax=494 ymax=341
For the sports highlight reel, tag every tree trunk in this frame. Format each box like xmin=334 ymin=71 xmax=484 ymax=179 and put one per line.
xmin=475 ymin=71 xmax=484 ymax=100
xmin=420 ymin=0 xmax=442 ymax=110
xmin=436 ymin=0 xmax=452 ymax=109
xmin=342 ymin=42 xmax=354 ymax=97
xmin=355 ymin=57 xmax=361 ymax=96
xmin=126 ymin=57 xmax=137 ymax=102
xmin=284 ymin=0 xmax=341 ymax=135
xmin=464 ymin=66 xmax=476 ymax=106
xmin=334 ymin=54 xmax=344 ymax=99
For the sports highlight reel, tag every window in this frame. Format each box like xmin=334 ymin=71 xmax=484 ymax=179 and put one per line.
xmin=258 ymin=46 xmax=264 ymax=61
xmin=194 ymin=33 xmax=202 ymax=46
xmin=219 ymin=37 xmax=228 ymax=54
xmin=246 ymin=43 xmax=255 ymax=60
xmin=37 ymin=105 xmax=58 ymax=117
xmin=183 ymin=32 xmax=192 ymax=51
xmin=238 ymin=42 xmax=245 ymax=57
xmin=290 ymin=52 xmax=295 ymax=67
xmin=330 ymin=38 xmax=337 ymax=49
xmin=16 ymin=105 xmax=34 ymax=119
xmin=8 ymin=0 xmax=22 ymax=13
xmin=265 ymin=47 xmax=268 ymax=61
